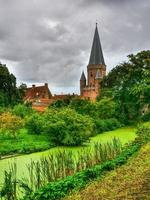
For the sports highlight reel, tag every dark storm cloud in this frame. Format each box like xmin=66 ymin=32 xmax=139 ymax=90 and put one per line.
xmin=0 ymin=0 xmax=149 ymax=94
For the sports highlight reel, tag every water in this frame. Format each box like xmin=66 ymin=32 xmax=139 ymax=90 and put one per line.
xmin=0 ymin=127 xmax=136 ymax=185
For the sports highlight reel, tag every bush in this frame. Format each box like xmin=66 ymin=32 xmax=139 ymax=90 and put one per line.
xmin=13 ymin=104 xmax=33 ymax=118
xmin=141 ymin=112 xmax=150 ymax=122
xmin=95 ymin=98 xmax=118 ymax=119
xmin=43 ymin=108 xmax=94 ymax=146
xmin=25 ymin=108 xmax=94 ymax=146
xmin=0 ymin=112 xmax=24 ymax=137
xmin=69 ymin=98 xmax=96 ymax=117
xmin=25 ymin=113 xmax=44 ymax=135
xmin=94 ymin=118 xmax=121 ymax=133
xmin=135 ymin=125 xmax=150 ymax=145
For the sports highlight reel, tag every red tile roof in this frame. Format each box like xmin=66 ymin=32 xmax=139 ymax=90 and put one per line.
xmin=24 ymin=84 xmax=52 ymax=101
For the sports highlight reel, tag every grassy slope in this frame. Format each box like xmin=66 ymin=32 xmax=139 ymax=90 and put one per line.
xmin=64 ymin=142 xmax=150 ymax=200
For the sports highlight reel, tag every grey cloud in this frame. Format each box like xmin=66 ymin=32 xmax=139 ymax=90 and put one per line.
xmin=0 ymin=0 xmax=149 ymax=94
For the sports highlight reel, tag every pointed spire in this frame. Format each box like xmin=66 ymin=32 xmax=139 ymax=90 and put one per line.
xmin=80 ymin=71 xmax=86 ymax=81
xmin=89 ymin=24 xmax=105 ymax=65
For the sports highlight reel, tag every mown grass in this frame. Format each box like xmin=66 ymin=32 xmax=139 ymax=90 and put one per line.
xmin=64 ymin=142 xmax=150 ymax=200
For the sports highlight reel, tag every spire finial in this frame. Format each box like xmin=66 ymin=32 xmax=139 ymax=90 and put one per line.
xmin=96 ymin=19 xmax=98 ymax=27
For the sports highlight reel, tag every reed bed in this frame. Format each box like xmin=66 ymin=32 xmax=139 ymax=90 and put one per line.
xmin=0 ymin=137 xmax=122 ymax=200
xmin=23 ymin=137 xmax=122 ymax=194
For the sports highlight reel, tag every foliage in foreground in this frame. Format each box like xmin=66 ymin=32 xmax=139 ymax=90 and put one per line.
xmin=1 ymin=124 xmax=149 ymax=200
xmin=22 ymin=124 xmax=150 ymax=200
xmin=0 ymin=138 xmax=122 ymax=200
xmin=64 ymin=142 xmax=150 ymax=200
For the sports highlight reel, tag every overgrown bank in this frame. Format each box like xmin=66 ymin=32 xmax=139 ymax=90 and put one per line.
xmin=23 ymin=123 xmax=150 ymax=200
xmin=0 ymin=123 xmax=149 ymax=200
xmin=64 ymin=142 xmax=150 ymax=200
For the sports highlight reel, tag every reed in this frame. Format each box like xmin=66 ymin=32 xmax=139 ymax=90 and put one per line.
xmin=0 ymin=163 xmax=17 ymax=200
xmin=0 ymin=137 xmax=122 ymax=199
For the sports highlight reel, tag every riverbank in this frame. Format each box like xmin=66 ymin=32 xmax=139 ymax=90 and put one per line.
xmin=0 ymin=127 xmax=136 ymax=160
xmin=0 ymin=127 xmax=136 ymax=185
xmin=64 ymin=142 xmax=150 ymax=200
xmin=0 ymin=129 xmax=52 ymax=158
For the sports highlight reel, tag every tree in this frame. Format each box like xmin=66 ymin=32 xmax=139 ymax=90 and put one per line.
xmin=95 ymin=97 xmax=118 ymax=119
xmin=25 ymin=113 xmax=44 ymax=135
xmin=0 ymin=112 xmax=24 ymax=137
xmin=102 ymin=50 xmax=150 ymax=122
xmin=69 ymin=98 xmax=96 ymax=117
xmin=0 ymin=63 xmax=21 ymax=106
xmin=13 ymin=104 xmax=33 ymax=118
xmin=43 ymin=108 xmax=94 ymax=146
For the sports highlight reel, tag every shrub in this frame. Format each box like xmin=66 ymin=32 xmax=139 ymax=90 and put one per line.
xmin=69 ymin=98 xmax=96 ymax=117
xmin=43 ymin=108 xmax=94 ymax=146
xmin=135 ymin=125 xmax=150 ymax=145
xmin=0 ymin=112 xmax=24 ymax=137
xmin=141 ymin=112 xmax=150 ymax=122
xmin=49 ymin=98 xmax=72 ymax=108
xmin=95 ymin=118 xmax=121 ymax=133
xmin=95 ymin=98 xmax=118 ymax=119
xmin=13 ymin=104 xmax=33 ymax=118
xmin=25 ymin=113 xmax=44 ymax=135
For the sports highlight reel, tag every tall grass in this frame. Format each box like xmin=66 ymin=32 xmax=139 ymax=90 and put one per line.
xmin=0 ymin=163 xmax=17 ymax=200
xmin=0 ymin=137 xmax=122 ymax=200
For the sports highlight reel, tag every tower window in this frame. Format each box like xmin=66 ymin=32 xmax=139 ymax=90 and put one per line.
xmin=90 ymin=72 xmax=93 ymax=77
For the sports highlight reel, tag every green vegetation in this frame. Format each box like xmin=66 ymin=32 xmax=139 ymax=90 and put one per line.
xmin=0 ymin=63 xmax=26 ymax=107
xmin=0 ymin=129 xmax=51 ymax=157
xmin=22 ymin=123 xmax=150 ymax=200
xmin=0 ymin=138 xmax=122 ymax=199
xmin=26 ymin=108 xmax=94 ymax=146
xmin=64 ymin=142 xmax=150 ymax=200
xmin=101 ymin=50 xmax=150 ymax=124
xmin=0 ymin=123 xmax=148 ymax=200
xmin=0 ymin=50 xmax=149 ymax=199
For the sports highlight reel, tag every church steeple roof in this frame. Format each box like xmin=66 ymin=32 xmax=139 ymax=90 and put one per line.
xmin=89 ymin=24 xmax=105 ymax=65
xmin=80 ymin=71 xmax=86 ymax=81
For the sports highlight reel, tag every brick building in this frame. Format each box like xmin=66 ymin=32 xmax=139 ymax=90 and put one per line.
xmin=80 ymin=24 xmax=106 ymax=101
xmin=24 ymin=83 xmax=52 ymax=102
xmin=24 ymin=83 xmax=77 ymax=112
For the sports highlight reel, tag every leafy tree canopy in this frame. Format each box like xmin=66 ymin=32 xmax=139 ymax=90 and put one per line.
xmin=0 ymin=63 xmax=26 ymax=106
xmin=101 ymin=50 xmax=150 ymax=122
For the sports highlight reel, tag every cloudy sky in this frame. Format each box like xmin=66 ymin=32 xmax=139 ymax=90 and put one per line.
xmin=0 ymin=0 xmax=149 ymax=94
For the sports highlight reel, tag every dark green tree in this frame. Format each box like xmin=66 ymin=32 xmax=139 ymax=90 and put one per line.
xmin=0 ymin=63 xmax=22 ymax=106
xmin=102 ymin=50 xmax=150 ymax=122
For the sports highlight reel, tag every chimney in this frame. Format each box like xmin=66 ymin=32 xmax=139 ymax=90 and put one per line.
xmin=45 ymin=83 xmax=48 ymax=87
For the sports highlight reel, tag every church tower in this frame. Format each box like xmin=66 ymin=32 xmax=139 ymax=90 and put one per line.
xmin=80 ymin=23 xmax=106 ymax=101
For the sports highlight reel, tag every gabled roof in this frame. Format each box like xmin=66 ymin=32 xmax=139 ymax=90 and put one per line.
xmin=80 ymin=71 xmax=86 ymax=81
xmin=24 ymin=84 xmax=52 ymax=100
xmin=89 ymin=24 xmax=105 ymax=65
